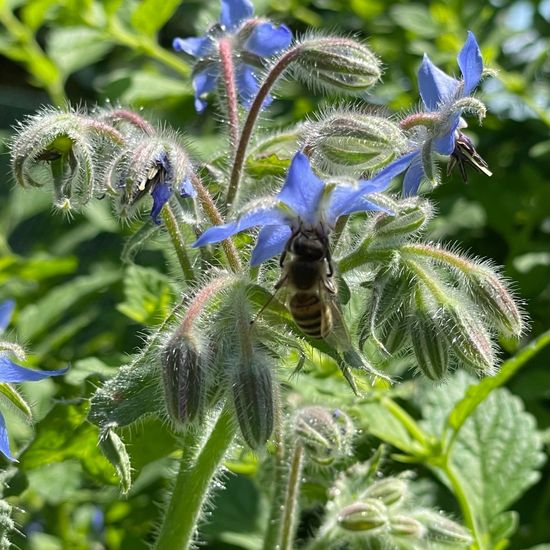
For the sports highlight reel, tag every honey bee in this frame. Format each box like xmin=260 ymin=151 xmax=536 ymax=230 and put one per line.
xmin=258 ymin=223 xmax=352 ymax=349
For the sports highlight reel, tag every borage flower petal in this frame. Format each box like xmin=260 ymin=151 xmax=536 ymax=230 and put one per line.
xmin=220 ymin=0 xmax=254 ymax=31
xmin=0 ymin=300 xmax=15 ymax=333
xmin=0 ymin=356 xmax=68 ymax=382
xmin=418 ymin=55 xmax=459 ymax=110
xmin=458 ymin=31 xmax=483 ymax=95
xmin=251 ymin=225 xmax=292 ymax=265
xmin=245 ymin=22 xmax=293 ymax=57
xmin=0 ymin=413 xmax=15 ymax=461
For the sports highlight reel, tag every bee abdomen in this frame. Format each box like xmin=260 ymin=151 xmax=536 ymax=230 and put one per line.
xmin=290 ymin=293 xmax=332 ymax=339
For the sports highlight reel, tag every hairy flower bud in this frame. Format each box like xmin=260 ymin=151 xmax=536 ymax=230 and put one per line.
xmin=337 ymin=499 xmax=388 ymax=532
xmin=372 ymin=200 xmax=433 ymax=240
xmin=294 ymin=406 xmax=354 ymax=465
xmin=161 ymin=333 xmax=207 ymax=426
xmin=364 ymin=477 xmax=408 ymax=507
xmin=413 ymin=510 xmax=473 ymax=546
xmin=232 ymin=354 xmax=274 ymax=449
xmin=295 ymin=37 xmax=381 ymax=93
xmin=466 ymin=267 xmax=523 ymax=338
xmin=99 ymin=426 xmax=132 ymax=494
xmin=10 ymin=107 xmax=123 ymax=211
xmin=389 ymin=514 xmax=426 ymax=539
xmin=303 ymin=111 xmax=407 ymax=175
xmin=410 ymin=309 xmax=450 ymax=381
xmin=444 ymin=304 xmax=496 ymax=374
xmin=109 ymin=131 xmax=195 ymax=224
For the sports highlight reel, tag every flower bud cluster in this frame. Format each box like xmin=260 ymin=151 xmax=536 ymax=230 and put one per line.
xmin=317 ymin=462 xmax=472 ymax=548
xmin=10 ymin=107 xmax=195 ymax=223
xmin=349 ymin=198 xmax=524 ymax=379
xmin=294 ymin=406 xmax=354 ymax=465
xmin=159 ymin=276 xmax=276 ymax=449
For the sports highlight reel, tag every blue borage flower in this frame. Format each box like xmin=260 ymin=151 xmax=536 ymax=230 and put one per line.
xmin=149 ymin=152 xmax=196 ymax=225
xmin=173 ymin=0 xmax=292 ymax=113
xmin=0 ymin=300 xmax=67 ymax=461
xmin=399 ymin=32 xmax=490 ymax=195
xmin=193 ymin=152 xmax=413 ymax=265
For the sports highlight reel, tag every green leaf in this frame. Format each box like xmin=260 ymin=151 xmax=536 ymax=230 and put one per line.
xmin=130 ymin=0 xmax=182 ymax=37
xmin=16 ymin=266 xmax=121 ymax=340
xmin=99 ymin=427 xmax=132 ymax=494
xmin=420 ymin=372 xmax=545 ymax=545
xmin=64 ymin=357 xmax=115 ymax=386
xmin=245 ymin=154 xmax=291 ymax=179
xmin=88 ymin=360 xmax=162 ymax=429
xmin=445 ymin=329 xmax=550 ymax=440
xmin=99 ymin=69 xmax=191 ymax=104
xmin=116 ymin=264 xmax=174 ymax=325
xmin=20 ymin=0 xmax=59 ymax=31
xmin=0 ymin=254 xmax=77 ymax=285
xmin=390 ymin=4 xmax=439 ymax=38
xmin=47 ymin=27 xmax=114 ymax=77
xmin=0 ymin=383 xmax=32 ymax=418
xmin=19 ymin=402 xmax=116 ymax=485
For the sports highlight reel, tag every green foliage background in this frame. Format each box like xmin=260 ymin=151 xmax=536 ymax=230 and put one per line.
xmin=0 ymin=0 xmax=549 ymax=548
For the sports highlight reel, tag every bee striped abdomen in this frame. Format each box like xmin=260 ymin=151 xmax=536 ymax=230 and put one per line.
xmin=290 ymin=293 xmax=332 ymax=339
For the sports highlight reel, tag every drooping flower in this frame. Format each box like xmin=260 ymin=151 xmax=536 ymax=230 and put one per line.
xmin=193 ymin=151 xmax=413 ymax=264
xmin=399 ymin=31 xmax=491 ymax=195
xmin=0 ymin=300 xmax=67 ymax=461
xmin=173 ymin=0 xmax=292 ymax=113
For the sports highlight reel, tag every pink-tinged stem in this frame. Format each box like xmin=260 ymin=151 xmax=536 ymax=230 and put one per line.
xmin=399 ymin=112 xmax=439 ymax=130
xmin=225 ymin=46 xmax=301 ymax=208
xmin=218 ymin=38 xmax=240 ymax=158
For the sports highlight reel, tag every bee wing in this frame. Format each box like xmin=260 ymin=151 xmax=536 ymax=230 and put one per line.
xmin=322 ymin=291 xmax=353 ymax=353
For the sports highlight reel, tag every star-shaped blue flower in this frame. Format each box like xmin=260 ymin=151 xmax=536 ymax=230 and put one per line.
xmin=193 ymin=152 xmax=413 ymax=265
xmin=0 ymin=300 xmax=67 ymax=461
xmin=400 ymin=31 xmax=486 ymax=195
xmin=173 ymin=0 xmax=292 ymax=113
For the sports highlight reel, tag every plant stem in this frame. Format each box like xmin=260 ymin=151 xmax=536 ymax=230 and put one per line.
xmin=226 ymin=47 xmax=300 ymax=208
xmin=380 ymin=396 xmax=430 ymax=449
xmin=262 ymin=391 xmax=286 ymax=550
xmin=218 ymin=38 xmax=240 ymax=160
xmin=153 ymin=405 xmax=236 ymax=550
xmin=191 ymin=173 xmax=242 ymax=272
xmin=161 ymin=204 xmax=195 ymax=283
xmin=279 ymin=442 xmax=304 ymax=550
xmin=441 ymin=458 xmax=484 ymax=550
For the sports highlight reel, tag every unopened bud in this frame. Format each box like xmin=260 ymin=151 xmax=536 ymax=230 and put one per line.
xmin=337 ymin=499 xmax=388 ymax=532
xmin=414 ymin=510 xmax=473 ymax=546
xmin=389 ymin=514 xmax=426 ymax=539
xmin=304 ymin=112 xmax=406 ymax=174
xmin=161 ymin=334 xmax=207 ymax=426
xmin=444 ymin=305 xmax=495 ymax=374
xmin=10 ymin=107 xmax=123 ymax=210
xmin=295 ymin=37 xmax=381 ymax=93
xmin=295 ymin=406 xmax=354 ymax=465
xmin=364 ymin=477 xmax=408 ymax=507
xmin=232 ymin=355 xmax=274 ymax=449
xmin=467 ymin=268 xmax=523 ymax=338
xmin=99 ymin=426 xmax=132 ymax=494
xmin=410 ymin=312 xmax=450 ymax=380
xmin=373 ymin=201 xmax=433 ymax=240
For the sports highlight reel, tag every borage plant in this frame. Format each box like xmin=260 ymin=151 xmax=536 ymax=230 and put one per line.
xmin=3 ymin=0 xmax=548 ymax=549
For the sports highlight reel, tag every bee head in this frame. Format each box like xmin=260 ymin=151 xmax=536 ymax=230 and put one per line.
xmin=290 ymin=229 xmax=326 ymax=261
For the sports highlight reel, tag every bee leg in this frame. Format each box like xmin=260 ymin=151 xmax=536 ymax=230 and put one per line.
xmin=250 ymin=276 xmax=287 ymax=327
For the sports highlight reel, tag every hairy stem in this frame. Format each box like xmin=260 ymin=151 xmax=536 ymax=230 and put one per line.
xmin=441 ymin=458 xmax=484 ymax=550
xmin=153 ymin=406 xmax=236 ymax=550
xmin=161 ymin=204 xmax=195 ymax=283
xmin=226 ymin=47 xmax=300 ymax=208
xmin=218 ymin=38 xmax=240 ymax=161
xmin=279 ymin=442 xmax=304 ymax=550
xmin=380 ymin=396 xmax=430 ymax=450
xmin=262 ymin=391 xmax=286 ymax=550
xmin=191 ymin=173 xmax=242 ymax=272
